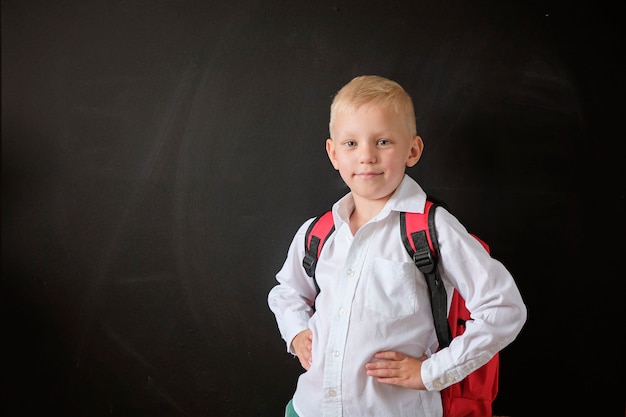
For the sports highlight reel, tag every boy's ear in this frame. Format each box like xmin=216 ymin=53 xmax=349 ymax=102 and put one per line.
xmin=406 ymin=135 xmax=424 ymax=168
xmin=326 ymin=138 xmax=339 ymax=170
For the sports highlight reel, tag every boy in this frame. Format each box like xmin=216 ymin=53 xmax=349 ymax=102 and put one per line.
xmin=268 ymin=75 xmax=527 ymax=417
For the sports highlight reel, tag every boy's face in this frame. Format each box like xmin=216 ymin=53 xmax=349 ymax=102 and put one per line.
xmin=326 ymin=103 xmax=423 ymax=205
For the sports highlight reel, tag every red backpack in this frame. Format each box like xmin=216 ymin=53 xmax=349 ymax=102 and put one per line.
xmin=302 ymin=200 xmax=499 ymax=417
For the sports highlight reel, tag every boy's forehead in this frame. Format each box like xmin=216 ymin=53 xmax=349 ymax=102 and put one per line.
xmin=331 ymin=105 xmax=410 ymax=136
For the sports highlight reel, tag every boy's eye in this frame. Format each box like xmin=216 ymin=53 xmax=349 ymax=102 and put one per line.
xmin=377 ymin=139 xmax=391 ymax=146
xmin=344 ymin=140 xmax=356 ymax=147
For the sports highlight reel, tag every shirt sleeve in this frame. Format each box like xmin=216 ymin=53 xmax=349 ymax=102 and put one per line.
xmin=421 ymin=207 xmax=527 ymax=391
xmin=267 ymin=218 xmax=319 ymax=353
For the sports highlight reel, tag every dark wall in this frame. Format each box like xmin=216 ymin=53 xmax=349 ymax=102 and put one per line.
xmin=2 ymin=1 xmax=622 ymax=416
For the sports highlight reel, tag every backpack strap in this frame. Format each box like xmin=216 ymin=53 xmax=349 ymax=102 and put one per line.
xmin=302 ymin=211 xmax=335 ymax=293
xmin=400 ymin=201 xmax=453 ymax=348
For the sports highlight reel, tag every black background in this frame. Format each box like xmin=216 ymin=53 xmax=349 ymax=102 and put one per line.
xmin=2 ymin=1 xmax=623 ymax=416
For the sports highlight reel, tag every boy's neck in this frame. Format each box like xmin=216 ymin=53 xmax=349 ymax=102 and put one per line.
xmin=349 ymin=196 xmax=388 ymax=234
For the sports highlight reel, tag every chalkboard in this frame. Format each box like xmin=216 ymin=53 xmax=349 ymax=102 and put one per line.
xmin=2 ymin=1 xmax=622 ymax=416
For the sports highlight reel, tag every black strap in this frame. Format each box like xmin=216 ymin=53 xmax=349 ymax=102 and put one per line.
xmin=303 ymin=212 xmax=335 ymax=294
xmin=425 ymin=203 xmax=452 ymax=348
xmin=401 ymin=204 xmax=452 ymax=349
xmin=303 ymin=235 xmax=321 ymax=279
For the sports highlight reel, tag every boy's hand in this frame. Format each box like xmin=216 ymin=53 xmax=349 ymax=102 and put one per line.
xmin=292 ymin=329 xmax=313 ymax=370
xmin=365 ymin=351 xmax=428 ymax=390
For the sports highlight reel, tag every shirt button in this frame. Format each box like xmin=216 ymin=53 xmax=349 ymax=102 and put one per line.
xmin=346 ymin=268 xmax=354 ymax=277
xmin=434 ymin=381 xmax=443 ymax=389
xmin=445 ymin=375 xmax=455 ymax=383
xmin=332 ymin=350 xmax=340 ymax=358
xmin=339 ymin=308 xmax=346 ymax=316
xmin=328 ymin=389 xmax=337 ymax=397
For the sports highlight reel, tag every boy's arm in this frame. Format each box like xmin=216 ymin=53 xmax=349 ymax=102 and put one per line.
xmin=268 ymin=219 xmax=319 ymax=354
xmin=420 ymin=208 xmax=527 ymax=391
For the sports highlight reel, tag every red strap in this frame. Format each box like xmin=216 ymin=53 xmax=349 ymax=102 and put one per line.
xmin=403 ymin=200 xmax=435 ymax=253
xmin=306 ymin=211 xmax=334 ymax=258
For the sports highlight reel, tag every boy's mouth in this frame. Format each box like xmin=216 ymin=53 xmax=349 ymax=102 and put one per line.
xmin=355 ymin=172 xmax=381 ymax=179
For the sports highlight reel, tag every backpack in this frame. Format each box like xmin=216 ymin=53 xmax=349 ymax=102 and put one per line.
xmin=302 ymin=200 xmax=499 ymax=417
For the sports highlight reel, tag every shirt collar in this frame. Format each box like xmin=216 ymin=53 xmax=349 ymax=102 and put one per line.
xmin=332 ymin=174 xmax=428 ymax=227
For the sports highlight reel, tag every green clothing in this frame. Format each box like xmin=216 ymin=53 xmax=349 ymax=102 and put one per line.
xmin=285 ymin=399 xmax=299 ymax=417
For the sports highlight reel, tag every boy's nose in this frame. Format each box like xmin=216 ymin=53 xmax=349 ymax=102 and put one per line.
xmin=358 ymin=144 xmax=377 ymax=163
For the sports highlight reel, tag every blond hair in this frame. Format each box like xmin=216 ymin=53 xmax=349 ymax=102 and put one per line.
xmin=329 ymin=75 xmax=417 ymax=137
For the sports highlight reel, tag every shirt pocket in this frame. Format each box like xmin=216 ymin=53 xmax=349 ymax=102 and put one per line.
xmin=364 ymin=258 xmax=417 ymax=318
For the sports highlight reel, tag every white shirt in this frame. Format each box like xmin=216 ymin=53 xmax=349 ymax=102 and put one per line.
xmin=268 ymin=175 xmax=527 ymax=417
